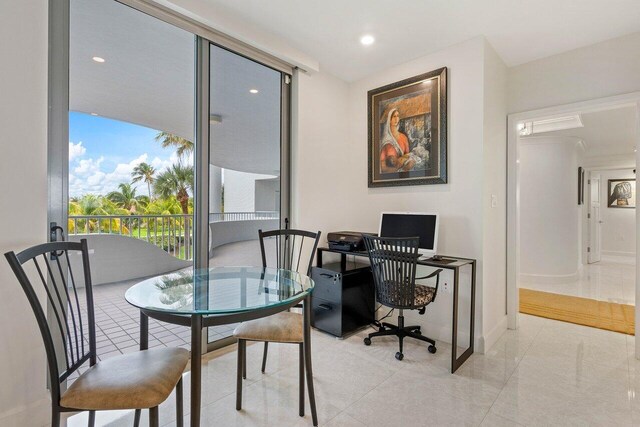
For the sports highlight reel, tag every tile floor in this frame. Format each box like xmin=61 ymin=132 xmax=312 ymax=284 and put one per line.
xmin=521 ymin=256 xmax=636 ymax=305
xmin=67 ymin=313 xmax=640 ymax=426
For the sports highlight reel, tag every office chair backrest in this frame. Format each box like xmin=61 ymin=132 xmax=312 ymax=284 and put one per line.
xmin=258 ymin=229 xmax=321 ymax=276
xmin=363 ymin=235 xmax=420 ymax=309
xmin=4 ymin=239 xmax=96 ymax=406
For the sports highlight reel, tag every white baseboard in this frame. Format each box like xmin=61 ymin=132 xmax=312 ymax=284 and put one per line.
xmin=0 ymin=396 xmax=49 ymax=427
xmin=479 ymin=315 xmax=508 ymax=354
xmin=519 ymin=271 xmax=579 ymax=284
xmin=602 ymin=250 xmax=635 ymax=257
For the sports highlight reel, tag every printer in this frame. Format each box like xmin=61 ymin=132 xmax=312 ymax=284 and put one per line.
xmin=327 ymin=231 xmax=376 ymax=252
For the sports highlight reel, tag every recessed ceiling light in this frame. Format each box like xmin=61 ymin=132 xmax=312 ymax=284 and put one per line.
xmin=92 ymin=56 xmax=105 ymax=63
xmin=90 ymin=112 xmax=98 ymax=116
xmin=360 ymin=35 xmax=375 ymax=46
xmin=249 ymin=89 xmax=259 ymax=94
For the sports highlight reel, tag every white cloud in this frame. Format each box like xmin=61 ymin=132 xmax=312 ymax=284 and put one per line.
xmin=69 ymin=141 xmax=86 ymax=162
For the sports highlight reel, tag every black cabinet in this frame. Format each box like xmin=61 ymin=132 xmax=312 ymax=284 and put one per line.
xmin=310 ymin=262 xmax=375 ymax=338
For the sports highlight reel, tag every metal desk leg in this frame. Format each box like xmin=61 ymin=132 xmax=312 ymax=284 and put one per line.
xmin=303 ymin=295 xmax=318 ymax=426
xmin=191 ymin=315 xmax=203 ymax=426
xmin=450 ymin=263 xmax=475 ymax=373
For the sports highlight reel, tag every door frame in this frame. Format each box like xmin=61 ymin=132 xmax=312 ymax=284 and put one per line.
xmin=507 ymin=92 xmax=640 ymax=344
xmin=587 ymin=171 xmax=602 ymax=264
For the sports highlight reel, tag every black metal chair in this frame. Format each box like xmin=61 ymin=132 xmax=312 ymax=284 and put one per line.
xmin=4 ymin=239 xmax=189 ymax=427
xmin=362 ymin=235 xmax=442 ymax=360
xmin=233 ymin=228 xmax=321 ymax=425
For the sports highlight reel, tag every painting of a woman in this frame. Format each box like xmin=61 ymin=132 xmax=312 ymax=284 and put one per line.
xmin=380 ymin=109 xmax=415 ymax=173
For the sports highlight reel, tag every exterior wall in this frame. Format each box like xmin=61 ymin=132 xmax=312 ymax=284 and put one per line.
xmin=68 ymin=235 xmax=191 ymax=285
xmin=255 ymin=177 xmax=279 ymax=211
xmin=210 ymin=219 xmax=279 ymax=250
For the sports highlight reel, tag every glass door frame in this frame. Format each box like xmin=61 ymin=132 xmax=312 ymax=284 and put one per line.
xmin=48 ymin=0 xmax=293 ymax=355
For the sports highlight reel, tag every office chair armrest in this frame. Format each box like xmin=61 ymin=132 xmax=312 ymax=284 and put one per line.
xmin=415 ymin=268 xmax=443 ymax=280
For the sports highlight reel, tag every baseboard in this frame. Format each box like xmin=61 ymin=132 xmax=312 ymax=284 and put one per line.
xmin=479 ymin=315 xmax=508 ymax=354
xmin=602 ymin=250 xmax=635 ymax=257
xmin=519 ymin=271 xmax=579 ymax=284
xmin=0 ymin=396 xmax=50 ymax=427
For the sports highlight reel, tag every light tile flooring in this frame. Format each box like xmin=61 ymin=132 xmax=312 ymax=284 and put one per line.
xmin=67 ymin=313 xmax=640 ymax=426
xmin=521 ymin=256 xmax=636 ymax=305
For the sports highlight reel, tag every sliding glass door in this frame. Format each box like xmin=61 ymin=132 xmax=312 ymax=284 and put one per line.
xmin=206 ymin=44 xmax=289 ymax=345
xmin=49 ymin=0 xmax=291 ymax=356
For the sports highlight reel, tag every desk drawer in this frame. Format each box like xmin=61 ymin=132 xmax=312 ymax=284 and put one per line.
xmin=311 ymin=297 xmax=341 ymax=337
xmin=311 ymin=268 xmax=342 ymax=303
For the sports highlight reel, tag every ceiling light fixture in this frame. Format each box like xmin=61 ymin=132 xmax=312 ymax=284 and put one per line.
xmin=92 ymin=56 xmax=105 ymax=63
xmin=249 ymin=89 xmax=259 ymax=94
xmin=209 ymin=114 xmax=222 ymax=124
xmin=90 ymin=112 xmax=98 ymax=116
xmin=360 ymin=35 xmax=375 ymax=46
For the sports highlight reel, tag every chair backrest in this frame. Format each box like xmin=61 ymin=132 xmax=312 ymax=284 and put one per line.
xmin=363 ymin=235 xmax=420 ymax=309
xmin=258 ymin=229 xmax=321 ymax=276
xmin=4 ymin=239 xmax=96 ymax=406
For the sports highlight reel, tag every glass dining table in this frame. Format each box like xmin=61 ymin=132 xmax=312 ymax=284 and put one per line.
xmin=125 ymin=266 xmax=316 ymax=427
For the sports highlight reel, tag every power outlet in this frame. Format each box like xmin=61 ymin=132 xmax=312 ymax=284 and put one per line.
xmin=442 ymin=281 xmax=452 ymax=293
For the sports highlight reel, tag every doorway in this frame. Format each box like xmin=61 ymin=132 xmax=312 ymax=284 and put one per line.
xmin=507 ymin=93 xmax=640 ymax=342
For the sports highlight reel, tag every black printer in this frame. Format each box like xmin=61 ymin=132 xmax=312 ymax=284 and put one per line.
xmin=326 ymin=231 xmax=376 ymax=252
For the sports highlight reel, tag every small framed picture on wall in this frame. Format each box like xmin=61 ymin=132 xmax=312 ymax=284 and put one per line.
xmin=607 ymin=179 xmax=636 ymax=208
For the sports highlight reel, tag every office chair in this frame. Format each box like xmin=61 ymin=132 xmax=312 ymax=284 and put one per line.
xmin=363 ymin=235 xmax=442 ymax=361
xmin=5 ymin=239 xmax=189 ymax=427
xmin=233 ymin=228 xmax=321 ymax=425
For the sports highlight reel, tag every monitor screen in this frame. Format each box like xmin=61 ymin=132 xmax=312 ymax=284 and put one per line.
xmin=379 ymin=212 xmax=438 ymax=252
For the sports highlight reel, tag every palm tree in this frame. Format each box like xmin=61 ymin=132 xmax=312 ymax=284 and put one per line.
xmin=155 ymin=131 xmax=194 ymax=159
xmin=131 ymin=162 xmax=156 ymax=199
xmin=153 ymin=164 xmax=194 ymax=214
xmin=107 ymin=183 xmax=146 ymax=212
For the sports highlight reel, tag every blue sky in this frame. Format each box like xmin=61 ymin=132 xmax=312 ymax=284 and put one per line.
xmin=69 ymin=112 xmax=180 ymax=197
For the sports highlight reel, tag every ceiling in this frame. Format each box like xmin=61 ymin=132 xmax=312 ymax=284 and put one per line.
xmin=536 ymin=106 xmax=638 ymax=157
xmin=70 ymin=0 xmax=280 ymax=175
xmin=201 ymin=0 xmax=640 ymax=81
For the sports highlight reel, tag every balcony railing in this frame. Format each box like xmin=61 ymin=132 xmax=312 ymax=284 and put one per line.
xmin=68 ymin=211 xmax=278 ymax=260
xmin=209 ymin=211 xmax=279 ymax=222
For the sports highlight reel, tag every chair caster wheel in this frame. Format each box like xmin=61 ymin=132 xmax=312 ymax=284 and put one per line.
xmin=428 ymin=345 xmax=437 ymax=354
xmin=395 ymin=352 xmax=404 ymax=361
xmin=364 ymin=337 xmax=372 ymax=346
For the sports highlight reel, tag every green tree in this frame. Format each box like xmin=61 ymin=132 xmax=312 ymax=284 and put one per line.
xmin=155 ymin=131 xmax=194 ymax=159
xmin=107 ymin=183 xmax=146 ymax=212
xmin=153 ymin=164 xmax=194 ymax=214
xmin=131 ymin=162 xmax=156 ymax=199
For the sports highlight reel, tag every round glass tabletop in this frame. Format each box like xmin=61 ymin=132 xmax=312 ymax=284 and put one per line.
xmin=125 ymin=266 xmax=314 ymax=315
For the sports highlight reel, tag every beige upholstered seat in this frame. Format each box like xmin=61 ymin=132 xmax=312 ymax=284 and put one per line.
xmin=60 ymin=348 xmax=189 ymax=410
xmin=233 ymin=311 xmax=303 ymax=343
xmin=414 ymin=284 xmax=437 ymax=306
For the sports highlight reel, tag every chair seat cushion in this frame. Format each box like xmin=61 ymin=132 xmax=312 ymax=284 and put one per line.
xmin=60 ymin=347 xmax=189 ymax=410
xmin=415 ymin=284 xmax=437 ymax=306
xmin=233 ymin=311 xmax=303 ymax=343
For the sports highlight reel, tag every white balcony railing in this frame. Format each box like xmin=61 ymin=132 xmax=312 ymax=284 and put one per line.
xmin=68 ymin=211 xmax=278 ymax=261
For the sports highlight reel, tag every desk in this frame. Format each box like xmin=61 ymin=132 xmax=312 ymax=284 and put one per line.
xmin=125 ymin=267 xmax=316 ymax=426
xmin=316 ymin=247 xmax=476 ymax=373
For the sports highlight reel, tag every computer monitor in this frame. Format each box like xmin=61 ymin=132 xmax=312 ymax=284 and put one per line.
xmin=379 ymin=212 xmax=439 ymax=257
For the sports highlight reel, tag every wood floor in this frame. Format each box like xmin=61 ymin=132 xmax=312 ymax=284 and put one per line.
xmin=519 ymin=288 xmax=635 ymax=335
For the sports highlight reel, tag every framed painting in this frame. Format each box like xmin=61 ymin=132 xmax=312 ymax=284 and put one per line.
xmin=368 ymin=67 xmax=447 ymax=188
xmin=608 ymin=179 xmax=636 ymax=208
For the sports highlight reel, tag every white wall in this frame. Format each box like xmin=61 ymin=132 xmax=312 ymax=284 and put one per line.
xmin=294 ymin=37 xmax=507 ymax=351
xmin=0 ymin=1 xmax=50 ymax=425
xmin=598 ymin=168 xmax=637 ymax=256
xmin=508 ymin=31 xmax=640 ymax=113
xmin=481 ymin=40 xmax=508 ymax=344
xmin=519 ymin=137 xmax=583 ymax=280
xmin=224 ymin=169 xmax=277 ymax=212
